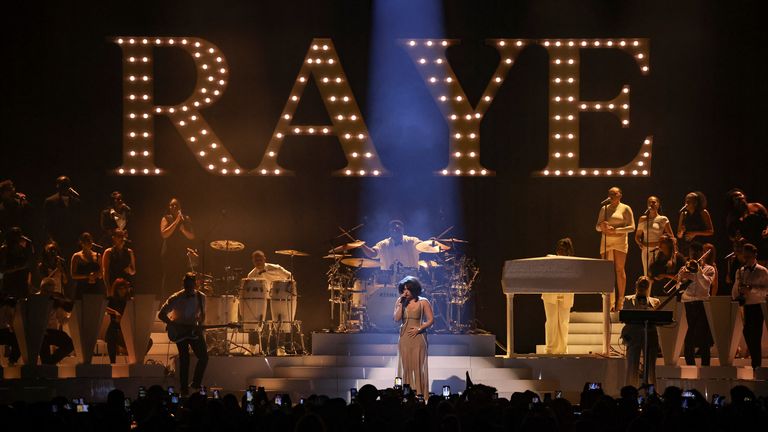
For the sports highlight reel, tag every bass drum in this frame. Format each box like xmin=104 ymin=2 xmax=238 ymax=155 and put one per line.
xmin=365 ymin=284 xmax=400 ymax=332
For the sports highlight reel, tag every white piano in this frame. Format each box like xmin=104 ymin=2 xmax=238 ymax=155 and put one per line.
xmin=501 ymin=256 xmax=615 ymax=355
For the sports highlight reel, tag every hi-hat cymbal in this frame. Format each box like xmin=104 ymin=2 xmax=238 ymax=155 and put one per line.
xmin=275 ymin=249 xmax=310 ymax=257
xmin=418 ymin=259 xmax=441 ymax=269
xmin=415 ymin=240 xmax=451 ymax=253
xmin=340 ymin=257 xmax=380 ymax=268
xmin=323 ymin=253 xmax=350 ymax=259
xmin=210 ymin=240 xmax=245 ymax=252
xmin=329 ymin=240 xmax=365 ymax=254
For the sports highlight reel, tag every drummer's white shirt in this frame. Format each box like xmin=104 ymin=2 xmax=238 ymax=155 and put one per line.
xmin=372 ymin=235 xmax=421 ymax=270
xmin=247 ymin=263 xmax=292 ymax=284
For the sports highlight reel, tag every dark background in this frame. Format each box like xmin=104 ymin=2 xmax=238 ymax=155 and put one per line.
xmin=2 ymin=0 xmax=766 ymax=353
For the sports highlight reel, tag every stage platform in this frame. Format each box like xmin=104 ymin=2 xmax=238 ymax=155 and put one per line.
xmin=2 ymin=332 xmax=767 ymax=403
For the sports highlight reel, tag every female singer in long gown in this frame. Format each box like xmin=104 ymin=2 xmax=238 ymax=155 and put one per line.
xmin=394 ymin=276 xmax=434 ymax=397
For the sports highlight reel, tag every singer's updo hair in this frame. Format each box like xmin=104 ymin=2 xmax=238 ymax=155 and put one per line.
xmin=397 ymin=276 xmax=422 ymax=297
xmin=79 ymin=232 xmax=93 ymax=244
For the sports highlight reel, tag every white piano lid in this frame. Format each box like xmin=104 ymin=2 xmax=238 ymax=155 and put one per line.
xmin=501 ymin=255 xmax=615 ymax=294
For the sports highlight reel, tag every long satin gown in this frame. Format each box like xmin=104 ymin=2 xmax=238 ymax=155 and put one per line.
xmin=398 ymin=298 xmax=429 ymax=396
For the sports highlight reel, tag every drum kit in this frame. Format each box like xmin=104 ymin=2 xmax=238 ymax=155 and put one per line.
xmin=199 ymin=240 xmax=308 ymax=356
xmin=326 ymin=234 xmax=478 ymax=334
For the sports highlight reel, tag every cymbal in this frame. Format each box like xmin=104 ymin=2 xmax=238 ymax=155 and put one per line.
xmin=418 ymin=259 xmax=441 ymax=269
xmin=323 ymin=253 xmax=350 ymax=259
xmin=329 ymin=240 xmax=365 ymax=254
xmin=275 ymin=249 xmax=310 ymax=257
xmin=437 ymin=237 xmax=469 ymax=244
xmin=340 ymin=257 xmax=380 ymax=268
xmin=210 ymin=240 xmax=245 ymax=252
xmin=415 ymin=240 xmax=451 ymax=253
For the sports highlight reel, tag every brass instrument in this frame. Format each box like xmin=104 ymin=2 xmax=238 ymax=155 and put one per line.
xmin=662 ymin=248 xmax=711 ymax=295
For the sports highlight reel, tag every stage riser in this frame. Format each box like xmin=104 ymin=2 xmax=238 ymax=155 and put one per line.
xmin=311 ymin=333 xmax=496 ymax=356
xmin=271 ymin=366 xmax=532 ymax=380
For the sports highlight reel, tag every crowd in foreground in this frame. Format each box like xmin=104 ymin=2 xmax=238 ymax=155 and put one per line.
xmin=1 ymin=381 xmax=767 ymax=432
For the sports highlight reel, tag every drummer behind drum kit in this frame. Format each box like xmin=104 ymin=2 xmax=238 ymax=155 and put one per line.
xmin=326 ymin=235 xmax=478 ymax=334
xmin=197 ymin=240 xmax=307 ymax=356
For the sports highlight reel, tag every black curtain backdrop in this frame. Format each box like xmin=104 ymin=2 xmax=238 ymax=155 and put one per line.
xmin=2 ymin=0 xmax=766 ymax=353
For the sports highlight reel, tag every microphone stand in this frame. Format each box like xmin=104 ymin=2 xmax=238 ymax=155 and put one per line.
xmin=645 ymin=210 xmax=650 ymax=277
xmin=602 ymin=204 xmax=609 ymax=263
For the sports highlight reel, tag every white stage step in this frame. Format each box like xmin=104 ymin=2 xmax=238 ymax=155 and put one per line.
xmin=272 ymin=365 xmax=533 ymax=380
xmin=535 ymin=312 xmax=625 ymax=355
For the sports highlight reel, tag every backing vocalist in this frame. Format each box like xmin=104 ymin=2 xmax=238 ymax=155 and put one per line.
xmin=595 ymin=187 xmax=635 ymax=311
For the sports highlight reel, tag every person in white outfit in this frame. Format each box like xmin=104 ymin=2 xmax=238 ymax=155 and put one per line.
xmin=635 ymin=196 xmax=674 ymax=276
xmin=596 ymin=187 xmax=635 ymax=310
xmin=541 ymin=238 xmax=576 ymax=354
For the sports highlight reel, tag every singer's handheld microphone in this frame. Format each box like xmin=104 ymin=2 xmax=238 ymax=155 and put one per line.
xmin=678 ymin=204 xmax=687 ymax=213
xmin=600 ymin=197 xmax=612 ymax=206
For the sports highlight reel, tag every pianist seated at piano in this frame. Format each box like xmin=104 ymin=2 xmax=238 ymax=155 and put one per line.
xmin=541 ymin=238 xmax=576 ymax=354
xmin=621 ymin=276 xmax=660 ymax=387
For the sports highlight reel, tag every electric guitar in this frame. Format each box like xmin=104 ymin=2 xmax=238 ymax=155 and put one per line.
xmin=166 ymin=321 xmax=242 ymax=343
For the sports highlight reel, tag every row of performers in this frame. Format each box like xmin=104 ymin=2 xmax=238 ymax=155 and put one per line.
xmin=595 ymin=187 xmax=767 ymax=311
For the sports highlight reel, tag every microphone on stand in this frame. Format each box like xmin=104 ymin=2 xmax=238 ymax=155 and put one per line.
xmin=67 ymin=187 xmax=81 ymax=199
xmin=678 ymin=204 xmax=688 ymax=213
xmin=600 ymin=197 xmax=612 ymax=206
xmin=643 ymin=207 xmax=651 ymax=216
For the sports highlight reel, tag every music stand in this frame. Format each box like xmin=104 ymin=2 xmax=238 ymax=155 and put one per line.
xmin=619 ymin=309 xmax=673 ymax=385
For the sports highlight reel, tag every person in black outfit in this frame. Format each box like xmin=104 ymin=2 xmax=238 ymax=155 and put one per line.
xmin=648 ymin=235 xmax=685 ymax=297
xmin=105 ymin=278 xmax=131 ymax=364
xmin=160 ymin=198 xmax=195 ymax=300
xmin=157 ymin=273 xmax=207 ymax=395
xmin=0 ymin=180 xmax=32 ymax=242
xmin=70 ymin=232 xmax=105 ymax=299
xmin=43 ymin=176 xmax=82 ymax=258
xmin=38 ymin=278 xmax=75 ymax=365
xmin=676 ymin=191 xmax=714 ymax=256
xmin=0 ymin=227 xmax=34 ymax=299
xmin=100 ymin=191 xmax=131 ymax=246
xmin=726 ymin=189 xmax=768 ymax=265
xmin=102 ymin=229 xmax=136 ymax=291
xmin=621 ymin=277 xmax=661 ymax=387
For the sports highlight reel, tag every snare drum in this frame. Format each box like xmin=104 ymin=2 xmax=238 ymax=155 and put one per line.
xmin=239 ymin=278 xmax=268 ymax=329
xmin=205 ymin=295 xmax=239 ymax=325
xmin=365 ymin=284 xmax=400 ymax=332
xmin=270 ymin=279 xmax=297 ymax=331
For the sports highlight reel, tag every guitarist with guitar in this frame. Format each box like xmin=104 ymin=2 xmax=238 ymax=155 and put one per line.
xmin=732 ymin=243 xmax=768 ymax=370
xmin=158 ymin=272 xmax=209 ymax=396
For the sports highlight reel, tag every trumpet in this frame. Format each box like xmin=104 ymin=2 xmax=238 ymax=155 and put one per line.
xmin=662 ymin=248 xmax=711 ymax=294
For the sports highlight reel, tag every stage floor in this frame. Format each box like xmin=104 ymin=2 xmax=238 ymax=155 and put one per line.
xmin=2 ymin=332 xmax=767 ymax=403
